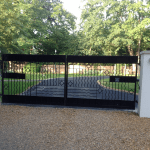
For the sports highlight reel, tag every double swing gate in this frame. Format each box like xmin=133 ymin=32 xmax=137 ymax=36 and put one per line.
xmin=2 ymin=54 xmax=138 ymax=109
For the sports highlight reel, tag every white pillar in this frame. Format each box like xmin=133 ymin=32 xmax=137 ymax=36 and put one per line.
xmin=138 ymin=50 xmax=150 ymax=118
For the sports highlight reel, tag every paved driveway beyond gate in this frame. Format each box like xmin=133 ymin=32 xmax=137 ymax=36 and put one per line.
xmin=19 ymin=76 xmax=138 ymax=102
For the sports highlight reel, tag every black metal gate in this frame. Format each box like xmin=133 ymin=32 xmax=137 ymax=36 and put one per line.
xmin=1 ymin=54 xmax=138 ymax=109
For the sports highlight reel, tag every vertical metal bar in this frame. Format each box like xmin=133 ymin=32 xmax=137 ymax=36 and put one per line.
xmin=76 ymin=68 xmax=77 ymax=86
xmin=48 ymin=63 xmax=49 ymax=86
xmin=127 ymin=63 xmax=129 ymax=101
xmin=124 ymin=63 xmax=126 ymax=100
xmin=17 ymin=62 xmax=18 ymax=95
xmin=55 ymin=63 xmax=58 ymax=86
xmin=11 ymin=61 xmax=12 ymax=95
xmin=2 ymin=55 xmax=4 ymax=102
xmin=22 ymin=63 xmax=23 ymax=95
xmin=115 ymin=64 xmax=116 ymax=100
xmin=79 ymin=63 xmax=80 ymax=88
xmin=102 ymin=64 xmax=104 ymax=99
xmin=112 ymin=64 xmax=114 ymax=100
xmin=64 ymin=55 xmax=68 ymax=106
xmin=42 ymin=63 xmax=44 ymax=85
xmin=58 ymin=62 xmax=60 ymax=86
xmin=39 ymin=63 xmax=40 ymax=86
xmin=25 ymin=62 xmax=26 ymax=96
xmin=8 ymin=61 xmax=9 ymax=95
xmin=82 ymin=68 xmax=83 ymax=88
xmin=87 ymin=66 xmax=89 ymax=87
xmin=50 ymin=68 xmax=51 ymax=86
xmin=73 ymin=63 xmax=74 ymax=87
xmin=99 ymin=64 xmax=102 ymax=99
xmin=30 ymin=62 xmax=31 ymax=96
xmin=124 ymin=64 xmax=126 ymax=76
xmin=84 ymin=63 xmax=86 ymax=87
xmin=47 ymin=62 xmax=48 ymax=85
xmin=53 ymin=63 xmax=54 ymax=86
xmin=33 ymin=63 xmax=34 ymax=95
xmin=134 ymin=63 xmax=138 ymax=103
xmin=118 ymin=63 xmax=120 ymax=100
xmin=108 ymin=64 xmax=110 ymax=100
xmin=96 ymin=66 xmax=97 ymax=100
xmin=36 ymin=62 xmax=37 ymax=96
xmin=121 ymin=63 xmax=123 ymax=100
xmin=19 ymin=62 xmax=20 ymax=95
xmin=14 ymin=61 xmax=15 ymax=95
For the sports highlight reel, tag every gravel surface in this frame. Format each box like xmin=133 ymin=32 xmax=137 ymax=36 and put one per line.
xmin=0 ymin=103 xmax=150 ymax=150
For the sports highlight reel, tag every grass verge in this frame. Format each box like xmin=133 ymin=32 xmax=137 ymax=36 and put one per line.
xmin=0 ymin=81 xmax=40 ymax=100
xmin=0 ymin=72 xmax=137 ymax=81
xmin=0 ymin=73 xmax=139 ymax=103
xmin=98 ymin=76 xmax=140 ymax=94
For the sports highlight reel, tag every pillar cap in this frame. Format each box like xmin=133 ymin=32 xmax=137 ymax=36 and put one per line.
xmin=140 ymin=50 xmax=150 ymax=55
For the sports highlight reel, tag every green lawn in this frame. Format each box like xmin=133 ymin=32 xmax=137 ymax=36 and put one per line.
xmin=0 ymin=72 xmax=137 ymax=81
xmin=98 ymin=76 xmax=140 ymax=94
xmin=0 ymin=80 xmax=40 ymax=102
xmin=0 ymin=80 xmax=40 ymax=95
xmin=0 ymin=73 xmax=140 ymax=103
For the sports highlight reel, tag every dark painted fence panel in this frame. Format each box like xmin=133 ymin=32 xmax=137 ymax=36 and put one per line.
xmin=1 ymin=54 xmax=138 ymax=110
xmin=67 ymin=56 xmax=138 ymax=63
xmin=2 ymin=54 xmax=66 ymax=62
xmin=3 ymin=73 xmax=25 ymax=79
xmin=110 ymin=76 xmax=137 ymax=83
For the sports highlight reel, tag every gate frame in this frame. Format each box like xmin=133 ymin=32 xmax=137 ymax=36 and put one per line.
xmin=2 ymin=54 xmax=66 ymax=105
xmin=65 ymin=55 xmax=138 ymax=109
xmin=1 ymin=54 xmax=138 ymax=109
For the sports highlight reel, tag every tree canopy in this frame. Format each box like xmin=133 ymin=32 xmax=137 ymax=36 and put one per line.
xmin=0 ymin=0 xmax=77 ymax=56
xmin=1 ymin=0 xmax=150 ymax=58
xmin=79 ymin=0 xmax=150 ymax=57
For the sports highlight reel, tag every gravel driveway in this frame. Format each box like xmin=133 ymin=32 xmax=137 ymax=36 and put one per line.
xmin=0 ymin=77 xmax=148 ymax=150
xmin=0 ymin=103 xmax=150 ymax=150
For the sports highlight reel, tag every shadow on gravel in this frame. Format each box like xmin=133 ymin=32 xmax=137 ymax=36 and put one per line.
xmin=0 ymin=101 xmax=138 ymax=114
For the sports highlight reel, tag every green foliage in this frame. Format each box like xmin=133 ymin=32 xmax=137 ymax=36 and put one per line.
xmin=99 ymin=78 xmax=139 ymax=94
xmin=83 ymin=70 xmax=103 ymax=75
xmin=0 ymin=0 xmax=77 ymax=56
xmin=23 ymin=63 xmax=39 ymax=73
xmin=3 ymin=80 xmax=40 ymax=95
xmin=79 ymin=0 xmax=150 ymax=56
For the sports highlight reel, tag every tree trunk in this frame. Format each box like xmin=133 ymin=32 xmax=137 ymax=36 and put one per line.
xmin=127 ymin=45 xmax=134 ymax=56
xmin=137 ymin=39 xmax=141 ymax=77
xmin=127 ymin=45 xmax=136 ymax=74
xmin=137 ymin=39 xmax=141 ymax=64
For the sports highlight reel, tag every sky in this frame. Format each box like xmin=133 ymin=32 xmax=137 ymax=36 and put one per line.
xmin=61 ymin=0 xmax=86 ymax=31
xmin=61 ymin=0 xmax=149 ymax=30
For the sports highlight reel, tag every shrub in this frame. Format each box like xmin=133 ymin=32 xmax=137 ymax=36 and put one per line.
xmin=23 ymin=62 xmax=51 ymax=73
xmin=23 ymin=63 xmax=38 ymax=73
xmin=83 ymin=70 xmax=103 ymax=75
